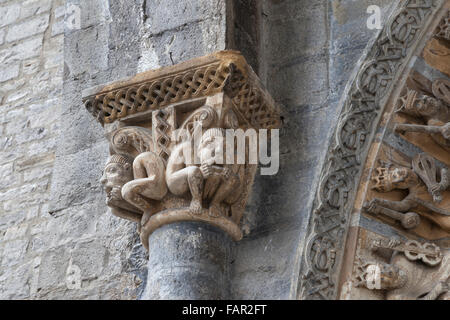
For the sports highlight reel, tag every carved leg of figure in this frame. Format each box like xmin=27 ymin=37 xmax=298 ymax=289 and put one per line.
xmin=209 ymin=174 xmax=240 ymax=218
xmin=188 ymin=166 xmax=204 ymax=215
xmin=166 ymin=166 xmax=204 ymax=215
xmin=122 ymin=182 xmax=153 ymax=212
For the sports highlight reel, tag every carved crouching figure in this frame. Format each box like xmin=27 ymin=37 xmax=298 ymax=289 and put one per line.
xmin=395 ymin=89 xmax=450 ymax=148
xmin=101 ymin=152 xmax=167 ymax=230
xmin=166 ymin=128 xmax=242 ymax=218
xmin=121 ymin=151 xmax=167 ymax=227
xmin=364 ymin=155 xmax=450 ymax=232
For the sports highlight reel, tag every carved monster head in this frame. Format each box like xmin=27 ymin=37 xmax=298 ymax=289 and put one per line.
xmin=372 ymin=166 xmax=418 ymax=192
xmin=100 ymin=154 xmax=134 ymax=203
xmin=357 ymin=262 xmax=407 ymax=290
xmin=198 ymin=128 xmax=226 ymax=165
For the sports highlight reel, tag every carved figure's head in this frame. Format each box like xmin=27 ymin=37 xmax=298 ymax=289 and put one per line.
xmin=198 ymin=128 xmax=225 ymax=165
xmin=399 ymin=89 xmax=444 ymax=117
xmin=372 ymin=165 xmax=417 ymax=192
xmin=357 ymin=262 xmax=407 ymax=290
xmin=100 ymin=154 xmax=134 ymax=200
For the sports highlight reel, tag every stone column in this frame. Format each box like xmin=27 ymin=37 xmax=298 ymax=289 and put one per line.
xmin=83 ymin=51 xmax=280 ymax=300
xmin=143 ymin=222 xmax=232 ymax=299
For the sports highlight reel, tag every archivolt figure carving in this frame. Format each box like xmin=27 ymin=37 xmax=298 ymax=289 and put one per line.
xmin=394 ymin=88 xmax=450 ymax=148
xmin=356 ymin=238 xmax=449 ymax=300
xmin=364 ymin=153 xmax=450 ymax=232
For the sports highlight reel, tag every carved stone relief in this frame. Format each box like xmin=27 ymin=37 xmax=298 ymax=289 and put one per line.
xmin=353 ymin=235 xmax=449 ymax=300
xmin=298 ymin=0 xmax=446 ymax=300
xmin=84 ymin=51 xmax=280 ymax=250
xmin=331 ymin=4 xmax=450 ymax=301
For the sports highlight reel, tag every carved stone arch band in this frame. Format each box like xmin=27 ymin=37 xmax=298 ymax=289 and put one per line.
xmin=297 ymin=0 xmax=449 ymax=300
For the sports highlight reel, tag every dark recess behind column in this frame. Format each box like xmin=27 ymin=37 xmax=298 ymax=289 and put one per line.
xmin=227 ymin=0 xmax=261 ymax=74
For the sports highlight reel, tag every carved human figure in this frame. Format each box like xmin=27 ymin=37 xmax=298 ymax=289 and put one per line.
xmin=121 ymin=151 xmax=168 ymax=227
xmin=357 ymin=240 xmax=449 ymax=300
xmin=166 ymin=128 xmax=242 ymax=217
xmin=364 ymin=156 xmax=450 ymax=232
xmin=395 ymin=89 xmax=450 ymax=148
xmin=100 ymin=154 xmax=142 ymax=224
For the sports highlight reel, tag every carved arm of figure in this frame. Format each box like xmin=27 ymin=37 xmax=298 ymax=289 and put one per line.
xmin=106 ymin=189 xmax=142 ymax=223
xmin=364 ymin=198 xmax=420 ymax=229
xmin=395 ymin=122 xmax=450 ymax=139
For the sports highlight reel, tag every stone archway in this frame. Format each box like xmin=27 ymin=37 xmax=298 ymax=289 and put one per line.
xmin=296 ymin=0 xmax=449 ymax=300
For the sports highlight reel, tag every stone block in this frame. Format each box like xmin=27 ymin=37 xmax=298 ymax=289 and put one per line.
xmin=0 ymin=35 xmax=43 ymax=64
xmin=19 ymin=0 xmax=52 ymax=20
xmin=6 ymin=14 xmax=50 ymax=43
xmin=0 ymin=63 xmax=19 ymax=83
xmin=144 ymin=0 xmax=226 ymax=35
xmin=0 ymin=3 xmax=20 ymax=28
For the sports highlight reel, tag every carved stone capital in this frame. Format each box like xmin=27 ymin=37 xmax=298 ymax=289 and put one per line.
xmin=83 ymin=51 xmax=281 ymax=250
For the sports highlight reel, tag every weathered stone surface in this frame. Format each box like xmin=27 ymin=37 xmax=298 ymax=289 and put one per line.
xmin=6 ymin=14 xmax=49 ymax=43
xmin=0 ymin=64 xmax=20 ymax=83
xmin=0 ymin=3 xmax=20 ymax=28
xmin=1 ymin=0 xmax=425 ymax=301
xmin=0 ymin=35 xmax=43 ymax=64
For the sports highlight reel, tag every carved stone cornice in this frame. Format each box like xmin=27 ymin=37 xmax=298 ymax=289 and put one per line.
xmin=297 ymin=0 xmax=445 ymax=300
xmin=83 ymin=51 xmax=280 ymax=130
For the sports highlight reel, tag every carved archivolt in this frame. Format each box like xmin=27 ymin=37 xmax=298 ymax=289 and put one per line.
xmin=85 ymin=51 xmax=280 ymax=251
xmin=298 ymin=0 xmax=448 ymax=300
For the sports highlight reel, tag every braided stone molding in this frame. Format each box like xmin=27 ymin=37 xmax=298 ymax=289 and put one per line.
xmin=297 ymin=0 xmax=444 ymax=300
xmin=83 ymin=51 xmax=280 ymax=130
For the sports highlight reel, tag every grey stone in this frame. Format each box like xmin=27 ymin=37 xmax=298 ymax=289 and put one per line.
xmin=6 ymin=14 xmax=50 ymax=43
xmin=0 ymin=3 xmax=20 ymax=28
xmin=144 ymin=0 xmax=226 ymax=35
xmin=20 ymin=0 xmax=52 ymax=20
xmin=143 ymin=222 xmax=232 ymax=300
xmin=0 ymin=35 xmax=43 ymax=64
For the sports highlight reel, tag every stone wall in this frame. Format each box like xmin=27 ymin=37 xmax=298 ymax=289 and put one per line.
xmin=0 ymin=0 xmax=400 ymax=299
xmin=0 ymin=0 xmax=65 ymax=299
